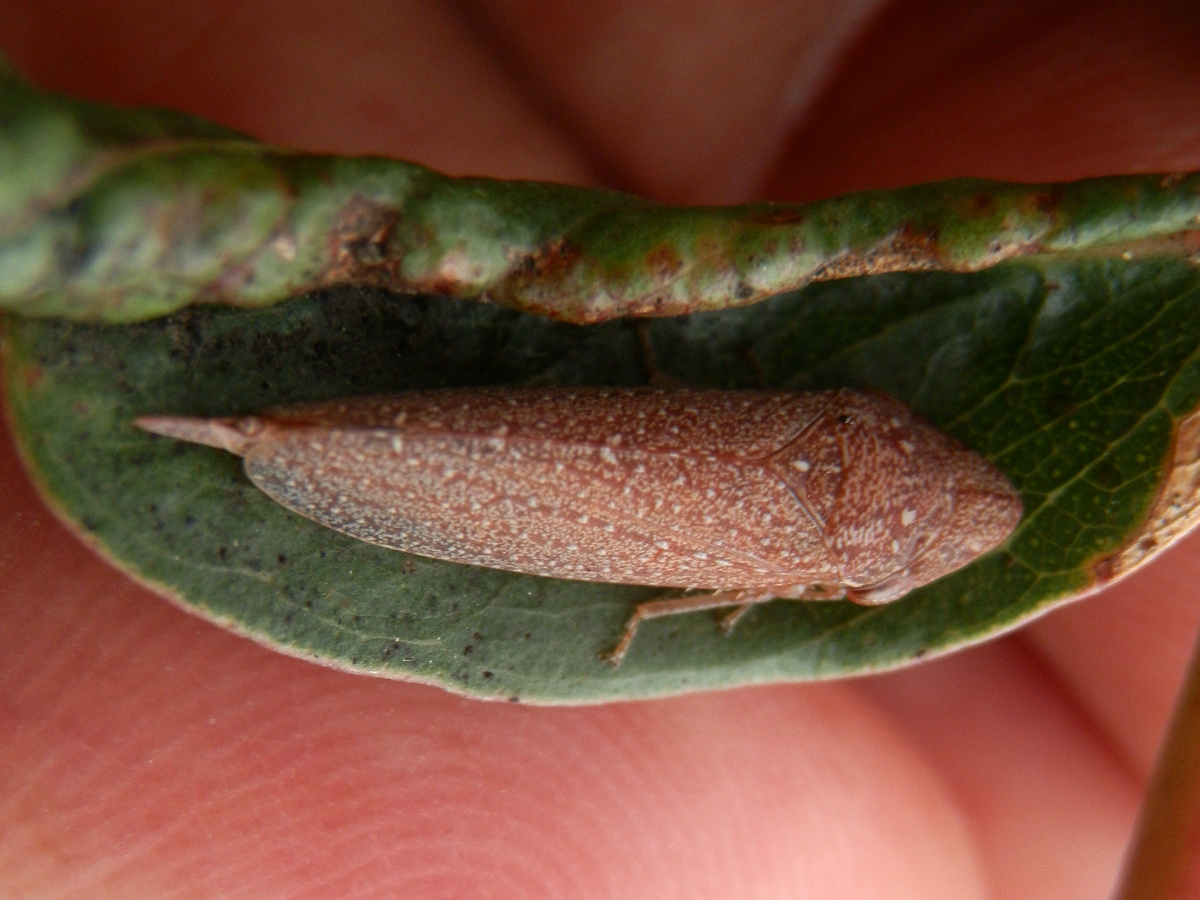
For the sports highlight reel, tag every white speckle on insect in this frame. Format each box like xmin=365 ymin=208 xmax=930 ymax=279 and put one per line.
xmin=902 ymin=509 xmax=917 ymax=526
xmin=792 ymin=459 xmax=811 ymax=472
xmin=600 ymin=447 xmax=618 ymax=465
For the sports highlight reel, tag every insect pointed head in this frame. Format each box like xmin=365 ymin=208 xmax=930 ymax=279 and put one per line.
xmin=825 ymin=393 xmax=1022 ymax=598
xmin=940 ymin=449 xmax=1024 ymax=561
xmin=863 ymin=447 xmax=1022 ymax=601
xmin=134 ymin=414 xmax=267 ymax=457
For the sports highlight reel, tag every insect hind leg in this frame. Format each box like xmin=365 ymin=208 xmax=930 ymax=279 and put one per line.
xmin=600 ymin=590 xmax=758 ymax=667
xmin=600 ymin=583 xmax=849 ymax=667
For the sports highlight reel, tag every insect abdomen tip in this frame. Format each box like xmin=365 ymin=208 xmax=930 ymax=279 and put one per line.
xmin=135 ymin=415 xmax=256 ymax=456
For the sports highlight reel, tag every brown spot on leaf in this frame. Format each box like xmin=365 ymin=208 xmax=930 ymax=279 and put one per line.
xmin=810 ymin=223 xmax=944 ymax=282
xmin=968 ymin=191 xmax=996 ymax=214
xmin=519 ymin=237 xmax=582 ymax=281
xmin=19 ymin=364 xmax=43 ymax=391
xmin=1024 ymin=189 xmax=1063 ymax=216
xmin=1092 ymin=407 xmax=1200 ymax=585
xmin=482 ymin=238 xmax=594 ymax=319
xmin=645 ymin=244 xmax=683 ymax=281
xmin=417 ymin=271 xmax=471 ymax=296
xmin=326 ymin=196 xmax=401 ymax=283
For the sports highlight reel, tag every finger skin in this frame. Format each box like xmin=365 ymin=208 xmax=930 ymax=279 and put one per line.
xmin=3 ymin=0 xmax=1200 ymax=897
xmin=0 ymin=0 xmax=592 ymax=183
xmin=0 ymin=422 xmax=981 ymax=899
xmin=766 ymin=0 xmax=1200 ymax=201
xmin=1025 ymin=529 xmax=1200 ymax=777
xmin=462 ymin=0 xmax=887 ymax=203
xmin=862 ymin=640 xmax=1141 ymax=899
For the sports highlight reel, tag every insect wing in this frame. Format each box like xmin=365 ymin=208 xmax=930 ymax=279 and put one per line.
xmin=241 ymin=422 xmax=838 ymax=590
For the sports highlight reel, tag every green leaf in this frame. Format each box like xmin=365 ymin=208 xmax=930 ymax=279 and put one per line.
xmin=6 ymin=58 xmax=1200 ymax=701
xmin=8 ymin=251 xmax=1200 ymax=702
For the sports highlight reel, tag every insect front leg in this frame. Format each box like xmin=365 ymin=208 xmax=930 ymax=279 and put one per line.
xmin=718 ymin=582 xmax=848 ymax=634
xmin=717 ymin=602 xmax=754 ymax=634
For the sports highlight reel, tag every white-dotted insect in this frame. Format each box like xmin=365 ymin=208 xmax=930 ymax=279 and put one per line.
xmin=137 ymin=387 xmax=1022 ymax=665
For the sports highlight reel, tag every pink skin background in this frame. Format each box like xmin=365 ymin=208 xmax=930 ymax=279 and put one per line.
xmin=2 ymin=1 xmax=1200 ymax=897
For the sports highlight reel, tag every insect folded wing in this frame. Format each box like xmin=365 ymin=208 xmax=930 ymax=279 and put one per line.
xmin=241 ymin=423 xmax=830 ymax=590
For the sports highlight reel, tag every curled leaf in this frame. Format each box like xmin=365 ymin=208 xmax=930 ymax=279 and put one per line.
xmin=5 ymin=59 xmax=1200 ymax=701
xmin=3 ymin=61 xmax=1200 ymax=325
